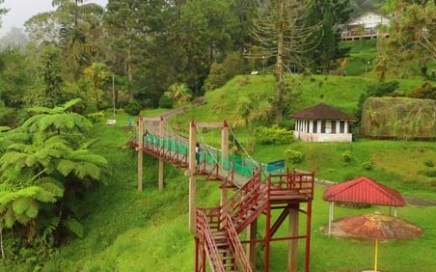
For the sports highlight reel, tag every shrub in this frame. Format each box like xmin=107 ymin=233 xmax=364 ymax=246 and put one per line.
xmin=87 ymin=111 xmax=105 ymax=123
xmin=409 ymin=82 xmax=436 ymax=100
xmin=361 ymin=161 xmax=373 ymax=170
xmin=424 ymin=160 xmax=434 ymax=168
xmin=124 ymin=101 xmax=141 ymax=116
xmin=284 ymin=149 xmax=303 ymax=164
xmin=158 ymin=95 xmax=173 ymax=109
xmin=424 ymin=170 xmax=436 ymax=177
xmin=204 ymin=63 xmax=227 ymax=91
xmin=342 ymin=150 xmax=353 ymax=163
xmin=255 ymin=125 xmax=294 ymax=145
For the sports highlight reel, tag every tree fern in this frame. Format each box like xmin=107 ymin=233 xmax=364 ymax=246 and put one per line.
xmin=40 ymin=216 xmax=60 ymax=243
xmin=63 ymin=218 xmax=84 ymax=238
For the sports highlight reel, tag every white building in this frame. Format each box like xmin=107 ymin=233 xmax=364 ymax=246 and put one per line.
xmin=292 ymin=103 xmax=355 ymax=142
xmin=341 ymin=12 xmax=390 ymax=40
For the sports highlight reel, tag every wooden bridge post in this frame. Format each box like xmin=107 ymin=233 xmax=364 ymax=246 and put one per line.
xmin=220 ymin=121 xmax=229 ymax=207
xmin=159 ymin=116 xmax=164 ymax=190
xmin=246 ymin=218 xmax=258 ymax=271
xmin=288 ymin=203 xmax=300 ymax=272
xmin=137 ymin=116 xmax=144 ymax=192
xmin=189 ymin=120 xmax=197 ymax=233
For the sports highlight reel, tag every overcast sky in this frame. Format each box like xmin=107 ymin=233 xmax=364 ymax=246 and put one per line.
xmin=0 ymin=0 xmax=107 ymax=36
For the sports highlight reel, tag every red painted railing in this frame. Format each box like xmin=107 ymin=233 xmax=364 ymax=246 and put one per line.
xmin=220 ymin=171 xmax=268 ymax=232
xmin=224 ymin=214 xmax=253 ymax=272
xmin=267 ymin=169 xmax=315 ymax=198
xmin=196 ymin=209 xmax=225 ymax=272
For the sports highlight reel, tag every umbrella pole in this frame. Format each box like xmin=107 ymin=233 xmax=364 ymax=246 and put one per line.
xmin=374 ymin=238 xmax=379 ymax=272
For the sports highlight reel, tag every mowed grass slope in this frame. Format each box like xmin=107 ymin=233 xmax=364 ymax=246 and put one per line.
xmin=35 ymin=112 xmax=435 ymax=272
xmin=175 ymin=74 xmax=422 ymax=126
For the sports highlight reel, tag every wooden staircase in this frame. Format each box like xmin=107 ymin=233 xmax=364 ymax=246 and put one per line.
xmin=196 ymin=172 xmax=266 ymax=272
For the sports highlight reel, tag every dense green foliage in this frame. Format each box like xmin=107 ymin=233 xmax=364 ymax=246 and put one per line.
xmin=0 ymin=0 xmax=435 ymax=270
xmin=360 ymin=97 xmax=436 ymax=139
xmin=124 ymin=101 xmax=141 ymax=116
xmin=0 ymin=99 xmax=108 ymax=263
xmin=255 ymin=125 xmax=294 ymax=145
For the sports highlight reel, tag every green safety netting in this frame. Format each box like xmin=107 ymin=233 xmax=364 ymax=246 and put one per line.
xmin=142 ymin=133 xmax=282 ymax=177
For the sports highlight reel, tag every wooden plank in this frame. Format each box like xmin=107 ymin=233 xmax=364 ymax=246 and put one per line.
xmin=196 ymin=122 xmax=223 ymax=128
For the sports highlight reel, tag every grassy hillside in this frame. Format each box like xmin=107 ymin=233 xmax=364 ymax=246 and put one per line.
xmin=4 ymin=104 xmax=429 ymax=272
xmin=6 ymin=74 xmax=434 ymax=271
xmin=173 ymin=74 xmax=421 ymax=126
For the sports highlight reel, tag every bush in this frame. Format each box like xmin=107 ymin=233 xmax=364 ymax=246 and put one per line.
xmin=204 ymin=63 xmax=228 ymax=91
xmin=342 ymin=150 xmax=353 ymax=163
xmin=87 ymin=111 xmax=105 ymax=123
xmin=409 ymin=82 xmax=436 ymax=100
xmin=425 ymin=170 xmax=436 ymax=177
xmin=424 ymin=160 xmax=434 ymax=168
xmin=158 ymin=95 xmax=173 ymax=109
xmin=284 ymin=149 xmax=303 ymax=164
xmin=255 ymin=125 xmax=294 ymax=145
xmin=124 ymin=101 xmax=141 ymax=116
xmin=361 ymin=161 xmax=373 ymax=170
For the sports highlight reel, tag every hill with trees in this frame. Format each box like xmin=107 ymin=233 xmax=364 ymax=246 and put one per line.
xmin=0 ymin=0 xmax=435 ymax=271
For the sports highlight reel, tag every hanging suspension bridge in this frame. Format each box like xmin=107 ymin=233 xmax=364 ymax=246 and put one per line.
xmin=129 ymin=109 xmax=315 ymax=272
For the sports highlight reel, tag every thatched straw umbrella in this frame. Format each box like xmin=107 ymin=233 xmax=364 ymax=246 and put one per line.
xmin=337 ymin=212 xmax=423 ymax=272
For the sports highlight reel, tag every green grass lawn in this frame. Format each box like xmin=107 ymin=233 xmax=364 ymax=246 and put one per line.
xmin=28 ymin=115 xmax=434 ymax=272
xmin=9 ymin=71 xmax=434 ymax=271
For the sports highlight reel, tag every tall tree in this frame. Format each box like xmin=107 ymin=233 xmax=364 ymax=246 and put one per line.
xmin=378 ymin=0 xmax=436 ymax=79
xmin=251 ymin=0 xmax=318 ymax=124
xmin=307 ymin=0 xmax=352 ymax=73
xmin=0 ymin=0 xmax=7 ymax=27
xmin=25 ymin=1 xmax=105 ymax=81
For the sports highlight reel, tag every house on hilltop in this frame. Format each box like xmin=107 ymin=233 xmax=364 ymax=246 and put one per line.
xmin=341 ymin=12 xmax=390 ymax=41
xmin=291 ymin=103 xmax=355 ymax=142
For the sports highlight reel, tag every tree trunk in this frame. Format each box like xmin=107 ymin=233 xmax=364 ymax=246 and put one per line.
xmin=127 ymin=41 xmax=133 ymax=102
xmin=0 ymin=228 xmax=5 ymax=259
xmin=275 ymin=0 xmax=285 ymax=125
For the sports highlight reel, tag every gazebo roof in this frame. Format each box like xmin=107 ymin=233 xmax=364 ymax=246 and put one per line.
xmin=291 ymin=103 xmax=355 ymax=121
xmin=323 ymin=177 xmax=406 ymax=207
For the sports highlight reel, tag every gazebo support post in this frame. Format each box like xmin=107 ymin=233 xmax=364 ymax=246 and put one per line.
xmin=328 ymin=202 xmax=334 ymax=236
xmin=374 ymin=238 xmax=379 ymax=272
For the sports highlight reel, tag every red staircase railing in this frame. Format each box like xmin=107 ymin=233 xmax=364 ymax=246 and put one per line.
xmin=220 ymin=171 xmax=268 ymax=232
xmin=224 ymin=214 xmax=253 ymax=272
xmin=196 ymin=209 xmax=225 ymax=272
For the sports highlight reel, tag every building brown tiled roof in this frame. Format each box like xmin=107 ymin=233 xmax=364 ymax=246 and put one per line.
xmin=291 ymin=103 xmax=355 ymax=121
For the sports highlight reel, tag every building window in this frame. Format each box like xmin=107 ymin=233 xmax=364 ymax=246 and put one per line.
xmin=331 ymin=121 xmax=336 ymax=134
xmin=321 ymin=120 xmax=326 ymax=133
xmin=313 ymin=120 xmax=318 ymax=133
xmin=340 ymin=121 xmax=345 ymax=133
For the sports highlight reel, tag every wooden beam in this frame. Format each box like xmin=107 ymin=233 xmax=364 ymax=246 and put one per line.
xmin=288 ymin=204 xmax=299 ymax=272
xmin=159 ymin=116 xmax=164 ymax=190
xmin=220 ymin=121 xmax=229 ymax=209
xmin=137 ymin=116 xmax=144 ymax=192
xmin=246 ymin=219 xmax=258 ymax=271
xmin=196 ymin=122 xmax=224 ymax=128
xmin=141 ymin=117 xmax=160 ymax=122
xmin=188 ymin=120 xmax=197 ymax=233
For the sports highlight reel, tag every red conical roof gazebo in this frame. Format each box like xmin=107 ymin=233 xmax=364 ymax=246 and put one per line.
xmin=322 ymin=177 xmax=406 ymax=236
